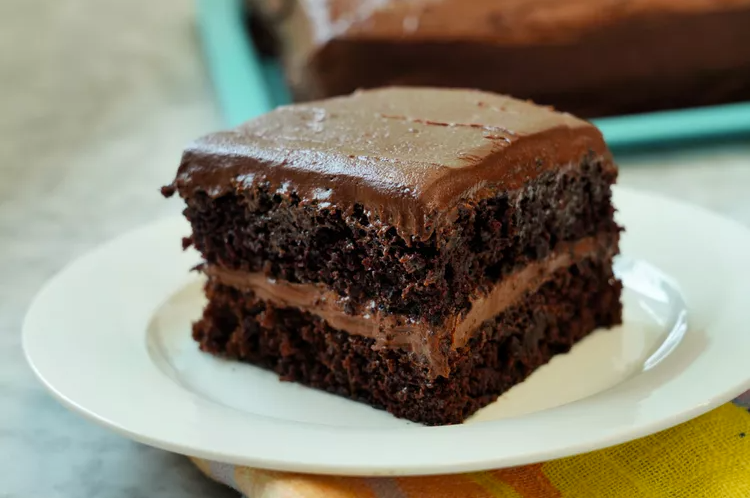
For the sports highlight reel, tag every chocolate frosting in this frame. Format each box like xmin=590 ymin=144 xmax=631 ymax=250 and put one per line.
xmin=205 ymin=235 xmax=613 ymax=377
xmin=252 ymin=0 xmax=750 ymax=116
xmin=299 ymin=0 xmax=750 ymax=44
xmin=173 ymin=87 xmax=611 ymax=241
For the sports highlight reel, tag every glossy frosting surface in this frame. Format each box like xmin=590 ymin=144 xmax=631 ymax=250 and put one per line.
xmin=175 ymin=87 xmax=610 ymax=239
xmin=301 ymin=0 xmax=750 ymax=44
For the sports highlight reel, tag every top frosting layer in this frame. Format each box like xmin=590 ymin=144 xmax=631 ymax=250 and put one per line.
xmin=174 ymin=87 xmax=611 ymax=240
xmin=300 ymin=0 xmax=750 ymax=44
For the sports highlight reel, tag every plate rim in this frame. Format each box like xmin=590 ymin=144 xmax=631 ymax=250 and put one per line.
xmin=23 ymin=186 xmax=750 ymax=476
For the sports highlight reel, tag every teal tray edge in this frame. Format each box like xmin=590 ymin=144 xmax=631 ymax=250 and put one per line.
xmin=196 ymin=0 xmax=750 ymax=150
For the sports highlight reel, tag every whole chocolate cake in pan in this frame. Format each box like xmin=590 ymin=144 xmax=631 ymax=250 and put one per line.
xmin=250 ymin=0 xmax=750 ymax=117
xmin=162 ymin=87 xmax=622 ymax=425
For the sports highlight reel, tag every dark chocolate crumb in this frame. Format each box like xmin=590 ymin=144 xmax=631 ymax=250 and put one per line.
xmin=160 ymin=184 xmax=176 ymax=198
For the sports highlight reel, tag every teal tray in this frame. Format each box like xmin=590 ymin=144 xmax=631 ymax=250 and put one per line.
xmin=196 ymin=0 xmax=750 ymax=150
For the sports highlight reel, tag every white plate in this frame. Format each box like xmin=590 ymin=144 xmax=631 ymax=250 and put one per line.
xmin=23 ymin=187 xmax=750 ymax=476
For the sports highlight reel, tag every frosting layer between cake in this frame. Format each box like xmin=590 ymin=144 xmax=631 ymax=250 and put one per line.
xmin=204 ymin=234 xmax=616 ymax=377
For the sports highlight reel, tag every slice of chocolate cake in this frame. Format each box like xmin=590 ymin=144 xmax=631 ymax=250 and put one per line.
xmin=163 ymin=87 xmax=622 ymax=425
xmin=250 ymin=0 xmax=750 ymax=117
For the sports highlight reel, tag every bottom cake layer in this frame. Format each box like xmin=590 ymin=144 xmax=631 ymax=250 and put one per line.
xmin=193 ymin=258 xmax=622 ymax=425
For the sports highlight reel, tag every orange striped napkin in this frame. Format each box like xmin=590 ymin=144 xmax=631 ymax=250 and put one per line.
xmin=192 ymin=392 xmax=750 ymax=497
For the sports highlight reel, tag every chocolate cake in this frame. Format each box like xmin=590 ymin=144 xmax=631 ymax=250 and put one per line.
xmin=163 ymin=87 xmax=622 ymax=425
xmin=250 ymin=0 xmax=750 ymax=117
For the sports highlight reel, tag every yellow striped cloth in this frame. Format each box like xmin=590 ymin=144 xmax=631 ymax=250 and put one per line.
xmin=192 ymin=393 xmax=750 ymax=497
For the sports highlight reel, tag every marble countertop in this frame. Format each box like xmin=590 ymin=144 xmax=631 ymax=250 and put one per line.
xmin=1 ymin=0 xmax=749 ymax=496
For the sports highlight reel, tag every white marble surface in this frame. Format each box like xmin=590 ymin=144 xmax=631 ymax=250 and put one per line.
xmin=1 ymin=0 xmax=233 ymax=497
xmin=1 ymin=0 xmax=749 ymax=497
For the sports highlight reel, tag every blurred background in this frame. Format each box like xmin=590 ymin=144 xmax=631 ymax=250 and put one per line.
xmin=2 ymin=0 xmax=749 ymax=496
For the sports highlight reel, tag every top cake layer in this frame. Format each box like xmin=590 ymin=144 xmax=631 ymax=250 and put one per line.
xmin=174 ymin=87 xmax=609 ymax=240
